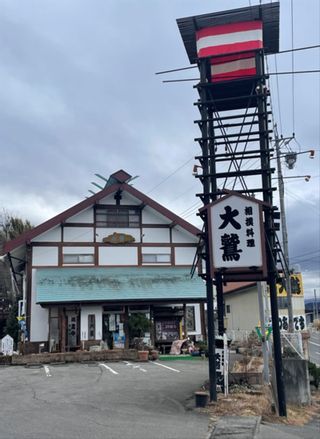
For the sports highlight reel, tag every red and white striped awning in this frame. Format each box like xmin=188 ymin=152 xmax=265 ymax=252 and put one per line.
xmin=196 ymin=21 xmax=263 ymax=82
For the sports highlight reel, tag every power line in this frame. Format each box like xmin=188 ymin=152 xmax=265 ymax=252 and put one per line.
xmin=146 ymin=157 xmax=194 ymax=195
xmin=155 ymin=45 xmax=320 ymax=76
xmin=162 ymin=70 xmax=320 ymax=83
xmin=274 ymin=56 xmax=283 ymax=134
xmin=178 ymin=200 xmax=202 ymax=217
xmin=284 ymin=188 xmax=319 ymax=214
xmin=291 ymin=255 xmax=320 ymax=264
xmin=277 ymin=44 xmax=320 ymax=55
xmin=291 ymin=249 xmax=320 ymax=261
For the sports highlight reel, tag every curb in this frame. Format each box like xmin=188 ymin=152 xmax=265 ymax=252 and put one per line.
xmin=208 ymin=415 xmax=262 ymax=438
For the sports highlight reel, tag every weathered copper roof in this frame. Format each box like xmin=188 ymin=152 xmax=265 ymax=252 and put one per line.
xmin=36 ymin=267 xmax=206 ymax=304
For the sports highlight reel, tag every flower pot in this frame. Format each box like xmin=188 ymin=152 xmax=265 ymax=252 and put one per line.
xmin=149 ymin=350 xmax=159 ymax=361
xmin=195 ymin=391 xmax=208 ymax=408
xmin=138 ymin=350 xmax=149 ymax=362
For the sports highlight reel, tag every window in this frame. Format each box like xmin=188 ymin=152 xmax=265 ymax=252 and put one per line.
xmin=186 ymin=306 xmax=195 ymax=331
xmin=63 ymin=254 xmax=94 ymax=264
xmin=277 ymin=296 xmax=288 ymax=309
xmin=96 ymin=207 xmax=140 ymax=228
xmin=49 ymin=308 xmax=59 ymax=352
xmin=88 ymin=315 xmax=96 ymax=340
xmin=142 ymin=253 xmax=171 ymax=263
xmin=223 ymin=304 xmax=231 ymax=316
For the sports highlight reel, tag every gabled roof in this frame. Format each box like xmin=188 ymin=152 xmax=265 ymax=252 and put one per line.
xmin=223 ymin=281 xmax=256 ymax=295
xmin=3 ymin=170 xmax=201 ymax=253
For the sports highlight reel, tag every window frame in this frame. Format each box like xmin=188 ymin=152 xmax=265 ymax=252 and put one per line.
xmin=186 ymin=306 xmax=196 ymax=332
xmin=141 ymin=253 xmax=171 ymax=264
xmin=95 ymin=206 xmax=141 ymax=228
xmin=62 ymin=253 xmax=95 ymax=265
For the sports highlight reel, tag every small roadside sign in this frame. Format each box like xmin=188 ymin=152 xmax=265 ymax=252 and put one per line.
xmin=1 ymin=334 xmax=14 ymax=355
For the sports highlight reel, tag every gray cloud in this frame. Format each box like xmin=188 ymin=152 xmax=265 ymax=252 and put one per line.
xmin=0 ymin=0 xmax=319 ymax=297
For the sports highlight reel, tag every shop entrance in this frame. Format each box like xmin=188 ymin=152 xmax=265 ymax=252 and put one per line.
xmin=66 ymin=310 xmax=80 ymax=351
xmin=102 ymin=306 xmax=125 ymax=349
xmin=154 ymin=306 xmax=184 ymax=353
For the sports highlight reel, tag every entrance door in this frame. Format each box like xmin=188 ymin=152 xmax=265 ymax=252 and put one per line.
xmin=66 ymin=311 xmax=78 ymax=350
xmin=103 ymin=313 xmax=124 ymax=349
xmin=103 ymin=314 xmax=114 ymax=349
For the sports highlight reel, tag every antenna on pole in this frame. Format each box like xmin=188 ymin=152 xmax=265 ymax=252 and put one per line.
xmin=91 ymin=182 xmax=104 ymax=190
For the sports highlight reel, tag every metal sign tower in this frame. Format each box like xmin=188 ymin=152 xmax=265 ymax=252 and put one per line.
xmin=177 ymin=2 xmax=286 ymax=416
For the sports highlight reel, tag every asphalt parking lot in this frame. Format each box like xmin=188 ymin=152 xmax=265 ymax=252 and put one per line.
xmin=0 ymin=360 xmax=211 ymax=439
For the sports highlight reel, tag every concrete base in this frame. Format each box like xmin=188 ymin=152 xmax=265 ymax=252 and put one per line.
xmin=282 ymin=358 xmax=311 ymax=405
xmin=210 ymin=416 xmax=261 ymax=438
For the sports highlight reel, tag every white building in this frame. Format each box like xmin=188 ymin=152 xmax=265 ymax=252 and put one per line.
xmin=223 ymin=276 xmax=306 ymax=340
xmin=3 ymin=170 xmax=207 ymax=353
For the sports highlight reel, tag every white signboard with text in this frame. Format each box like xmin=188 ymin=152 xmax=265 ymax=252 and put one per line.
xmin=1 ymin=335 xmax=14 ymax=355
xmin=279 ymin=315 xmax=306 ymax=331
xmin=205 ymin=193 xmax=267 ymax=280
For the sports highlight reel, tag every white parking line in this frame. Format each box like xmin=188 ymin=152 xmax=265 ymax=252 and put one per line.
xmin=99 ymin=363 xmax=119 ymax=375
xmin=133 ymin=365 xmax=147 ymax=373
xmin=43 ymin=365 xmax=51 ymax=377
xmin=151 ymin=362 xmax=180 ymax=373
xmin=123 ymin=361 xmax=146 ymax=372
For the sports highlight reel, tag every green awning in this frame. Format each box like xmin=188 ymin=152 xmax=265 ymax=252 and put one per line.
xmin=36 ymin=267 xmax=206 ymax=304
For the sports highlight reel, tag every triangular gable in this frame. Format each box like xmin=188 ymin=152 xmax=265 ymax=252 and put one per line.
xmin=3 ymin=171 xmax=201 ymax=253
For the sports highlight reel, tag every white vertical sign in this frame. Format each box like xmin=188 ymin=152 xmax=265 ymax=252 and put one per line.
xmin=209 ymin=194 xmax=264 ymax=271
xmin=1 ymin=335 xmax=14 ymax=355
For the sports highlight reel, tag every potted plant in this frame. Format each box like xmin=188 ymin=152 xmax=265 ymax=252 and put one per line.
xmin=128 ymin=313 xmax=151 ymax=361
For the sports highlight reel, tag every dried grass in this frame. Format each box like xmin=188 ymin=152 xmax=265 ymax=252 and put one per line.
xmin=204 ymin=386 xmax=320 ymax=427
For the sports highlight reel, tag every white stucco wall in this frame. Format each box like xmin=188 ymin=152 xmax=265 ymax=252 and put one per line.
xmin=142 ymin=207 xmax=171 ymax=225
xmin=98 ymin=192 xmax=140 ymax=205
xmin=98 ymin=194 xmax=116 ymax=204
xmin=117 ymin=192 xmax=140 ymax=205
xmin=66 ymin=208 xmax=94 ymax=223
xmin=142 ymin=228 xmax=170 ymax=243
xmin=175 ymin=247 xmax=197 ymax=265
xmin=31 ymin=226 xmax=61 ymax=242
xmin=32 ymin=247 xmax=59 ymax=266
xmin=224 ymin=288 xmax=260 ymax=332
xmin=30 ymin=269 xmax=49 ymax=342
xmin=172 ymin=226 xmax=198 ymax=244
xmin=80 ymin=306 xmax=103 ymax=341
xmin=63 ymin=227 xmax=94 ymax=242
xmin=99 ymin=247 xmax=138 ymax=265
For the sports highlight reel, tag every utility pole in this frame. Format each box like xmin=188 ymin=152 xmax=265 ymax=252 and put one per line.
xmin=314 ymin=289 xmax=319 ymax=321
xmin=257 ymin=281 xmax=270 ymax=384
xmin=274 ymin=125 xmax=294 ymax=332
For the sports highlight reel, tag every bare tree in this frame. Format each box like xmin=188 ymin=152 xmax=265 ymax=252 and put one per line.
xmin=0 ymin=209 xmax=33 ymax=338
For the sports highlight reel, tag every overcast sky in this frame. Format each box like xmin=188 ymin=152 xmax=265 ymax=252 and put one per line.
xmin=0 ymin=0 xmax=319 ymax=298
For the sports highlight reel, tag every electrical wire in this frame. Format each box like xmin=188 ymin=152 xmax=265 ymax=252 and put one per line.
xmin=155 ymin=45 xmax=320 ymax=77
xmin=284 ymin=188 xmax=319 ymax=214
xmin=291 ymin=249 xmax=320 ymax=260
xmin=274 ymin=55 xmax=283 ymax=134
xmin=146 ymin=157 xmax=194 ymax=195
